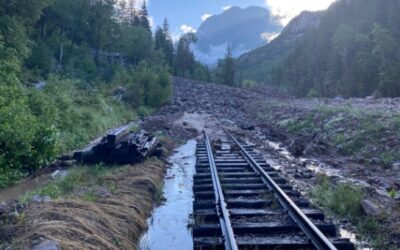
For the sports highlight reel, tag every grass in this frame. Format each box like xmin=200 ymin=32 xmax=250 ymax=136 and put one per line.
xmin=309 ymin=177 xmax=395 ymax=249
xmin=272 ymin=102 xmax=400 ymax=166
xmin=20 ymin=164 xmax=115 ymax=203
xmin=310 ymin=177 xmax=363 ymax=218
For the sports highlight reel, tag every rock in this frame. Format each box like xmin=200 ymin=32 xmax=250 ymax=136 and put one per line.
xmin=51 ymin=170 xmax=68 ymax=180
xmin=392 ymin=161 xmax=400 ymax=171
xmin=31 ymin=195 xmax=51 ymax=203
xmin=369 ymin=157 xmax=381 ymax=165
xmin=240 ymin=123 xmax=255 ymax=131
xmin=93 ymin=186 xmax=112 ymax=198
xmin=31 ymin=240 xmax=60 ymax=250
xmin=361 ymin=199 xmax=381 ymax=216
xmin=33 ymin=80 xmax=46 ymax=90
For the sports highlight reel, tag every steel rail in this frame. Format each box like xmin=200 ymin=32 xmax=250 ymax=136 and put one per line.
xmin=225 ymin=130 xmax=338 ymax=250
xmin=204 ymin=133 xmax=238 ymax=250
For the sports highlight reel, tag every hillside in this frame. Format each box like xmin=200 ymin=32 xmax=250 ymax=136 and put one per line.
xmin=194 ymin=6 xmax=282 ymax=65
xmin=238 ymin=0 xmax=400 ymax=98
xmin=237 ymin=11 xmax=324 ymax=83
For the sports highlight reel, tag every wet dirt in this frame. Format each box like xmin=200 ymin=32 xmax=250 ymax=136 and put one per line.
xmin=0 ymin=174 xmax=50 ymax=203
xmin=139 ymin=140 xmax=197 ymax=250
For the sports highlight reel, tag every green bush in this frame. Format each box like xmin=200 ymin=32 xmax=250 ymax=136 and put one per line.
xmin=310 ymin=178 xmax=363 ymax=218
xmin=123 ymin=62 xmax=171 ymax=109
xmin=0 ymin=85 xmax=59 ymax=187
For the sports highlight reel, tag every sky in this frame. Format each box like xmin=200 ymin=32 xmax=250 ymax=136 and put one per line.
xmin=146 ymin=0 xmax=337 ymax=38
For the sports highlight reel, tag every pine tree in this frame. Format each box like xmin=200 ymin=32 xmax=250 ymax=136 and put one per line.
xmin=216 ymin=46 xmax=236 ymax=86
xmin=161 ymin=18 xmax=174 ymax=66
xmin=175 ymin=33 xmax=196 ymax=77
xmin=139 ymin=1 xmax=150 ymax=31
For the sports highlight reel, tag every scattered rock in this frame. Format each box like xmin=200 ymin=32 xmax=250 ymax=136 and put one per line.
xmin=241 ymin=124 xmax=255 ymax=131
xmin=392 ymin=161 xmax=400 ymax=171
xmin=31 ymin=195 xmax=51 ymax=203
xmin=370 ymin=157 xmax=381 ymax=165
xmin=50 ymin=170 xmax=68 ymax=180
xmin=93 ymin=186 xmax=112 ymax=198
xmin=361 ymin=199 xmax=382 ymax=216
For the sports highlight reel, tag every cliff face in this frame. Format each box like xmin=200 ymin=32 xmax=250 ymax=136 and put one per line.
xmin=193 ymin=6 xmax=282 ymax=65
xmin=237 ymin=11 xmax=324 ymax=70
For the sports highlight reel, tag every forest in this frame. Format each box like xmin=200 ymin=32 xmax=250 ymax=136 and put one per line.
xmin=0 ymin=0 xmax=210 ymax=187
xmin=237 ymin=0 xmax=400 ymax=98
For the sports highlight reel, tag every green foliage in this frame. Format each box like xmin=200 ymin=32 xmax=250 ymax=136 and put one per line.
xmin=20 ymin=164 xmax=111 ymax=202
xmin=120 ymin=62 xmax=172 ymax=109
xmin=0 ymin=85 xmax=58 ymax=187
xmin=43 ymin=76 xmax=135 ymax=152
xmin=0 ymin=0 xmax=173 ymax=187
xmin=174 ymin=33 xmax=197 ymax=77
xmin=310 ymin=177 xmax=395 ymax=249
xmin=215 ymin=46 xmax=237 ymax=86
xmin=310 ymin=178 xmax=363 ymax=222
xmin=155 ymin=19 xmax=174 ymax=67
xmin=238 ymin=0 xmax=400 ymax=98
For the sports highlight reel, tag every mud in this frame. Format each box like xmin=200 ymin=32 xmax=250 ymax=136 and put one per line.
xmin=0 ymin=174 xmax=50 ymax=203
xmin=141 ymin=77 xmax=400 ymax=248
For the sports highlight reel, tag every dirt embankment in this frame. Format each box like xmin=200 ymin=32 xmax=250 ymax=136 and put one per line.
xmin=17 ymin=160 xmax=164 ymax=250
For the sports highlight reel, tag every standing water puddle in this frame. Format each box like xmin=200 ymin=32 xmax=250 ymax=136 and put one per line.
xmin=139 ymin=140 xmax=197 ymax=250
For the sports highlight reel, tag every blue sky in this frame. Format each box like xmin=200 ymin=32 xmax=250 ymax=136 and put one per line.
xmin=147 ymin=0 xmax=266 ymax=36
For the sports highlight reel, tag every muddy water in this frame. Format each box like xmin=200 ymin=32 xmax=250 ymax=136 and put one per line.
xmin=139 ymin=140 xmax=197 ymax=250
xmin=0 ymin=174 xmax=50 ymax=202
xmin=264 ymin=139 xmax=389 ymax=197
xmin=254 ymin=137 xmax=372 ymax=249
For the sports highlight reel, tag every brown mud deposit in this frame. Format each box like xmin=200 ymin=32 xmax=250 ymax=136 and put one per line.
xmin=142 ymin=77 xmax=400 ymax=247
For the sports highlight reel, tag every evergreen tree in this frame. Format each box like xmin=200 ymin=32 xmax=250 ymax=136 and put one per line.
xmin=216 ymin=46 xmax=236 ymax=86
xmin=174 ymin=33 xmax=196 ymax=77
xmin=154 ymin=18 xmax=174 ymax=67
xmin=139 ymin=1 xmax=150 ymax=31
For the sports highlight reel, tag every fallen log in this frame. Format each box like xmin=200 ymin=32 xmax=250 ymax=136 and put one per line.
xmin=74 ymin=130 xmax=161 ymax=165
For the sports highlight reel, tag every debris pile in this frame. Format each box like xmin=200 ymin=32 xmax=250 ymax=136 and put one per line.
xmin=73 ymin=127 xmax=161 ymax=164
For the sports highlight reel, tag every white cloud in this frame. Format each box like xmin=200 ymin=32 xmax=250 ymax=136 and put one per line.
xmin=265 ymin=0 xmax=335 ymax=25
xmin=222 ymin=6 xmax=232 ymax=11
xmin=148 ymin=16 xmax=155 ymax=29
xmin=201 ymin=14 xmax=213 ymax=21
xmin=261 ymin=32 xmax=280 ymax=43
xmin=135 ymin=0 xmax=148 ymax=8
xmin=180 ymin=24 xmax=196 ymax=33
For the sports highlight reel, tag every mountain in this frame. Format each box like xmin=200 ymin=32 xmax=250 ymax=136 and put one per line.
xmin=238 ymin=0 xmax=400 ymax=98
xmin=237 ymin=11 xmax=324 ymax=81
xmin=193 ymin=6 xmax=282 ymax=65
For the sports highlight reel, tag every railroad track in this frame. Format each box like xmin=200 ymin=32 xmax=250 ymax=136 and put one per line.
xmin=192 ymin=130 xmax=355 ymax=250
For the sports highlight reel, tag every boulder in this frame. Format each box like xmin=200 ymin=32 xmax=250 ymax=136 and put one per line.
xmin=392 ymin=161 xmax=400 ymax=171
xmin=361 ymin=199 xmax=381 ymax=216
xmin=241 ymin=124 xmax=255 ymax=131
xmin=31 ymin=195 xmax=51 ymax=203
